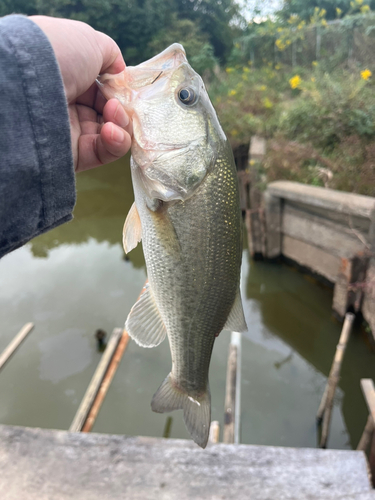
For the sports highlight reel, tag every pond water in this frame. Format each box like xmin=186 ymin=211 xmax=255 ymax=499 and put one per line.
xmin=1 ymin=155 xmax=374 ymax=449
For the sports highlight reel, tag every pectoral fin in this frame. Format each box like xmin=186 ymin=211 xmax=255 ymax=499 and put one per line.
xmin=149 ymin=205 xmax=181 ymax=259
xmin=125 ymin=282 xmax=167 ymax=348
xmin=123 ymin=203 xmax=142 ymax=254
xmin=223 ymin=288 xmax=248 ymax=333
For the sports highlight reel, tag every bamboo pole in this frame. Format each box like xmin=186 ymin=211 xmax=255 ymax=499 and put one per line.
xmin=70 ymin=328 xmax=125 ymax=432
xmin=319 ymin=312 xmax=355 ymax=448
xmin=81 ymin=330 xmax=130 ymax=433
xmin=223 ymin=331 xmax=242 ymax=444
xmin=0 ymin=323 xmax=34 ymax=372
xmin=360 ymin=379 xmax=375 ymax=487
xmin=209 ymin=421 xmax=220 ymax=444
xmin=357 ymin=415 xmax=374 ymax=452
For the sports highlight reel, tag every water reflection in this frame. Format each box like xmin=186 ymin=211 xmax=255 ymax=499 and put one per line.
xmin=243 ymin=252 xmax=374 ymax=448
xmin=39 ymin=328 xmax=92 ymax=384
xmin=28 ymin=155 xmax=146 ymax=270
xmin=0 ymin=154 xmax=374 ymax=448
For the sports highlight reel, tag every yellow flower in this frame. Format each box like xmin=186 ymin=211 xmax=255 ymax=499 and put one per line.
xmin=275 ymin=64 xmax=281 ymax=70
xmin=249 ymin=159 xmax=256 ymax=166
xmin=289 ymin=75 xmax=302 ymax=89
xmin=260 ymin=85 xmax=267 ymax=91
xmin=321 ymin=19 xmax=327 ymax=27
xmin=263 ymin=97 xmax=273 ymax=108
xmin=226 ymin=67 xmax=234 ymax=74
xmin=235 ymin=43 xmax=240 ymax=49
xmin=243 ymin=67 xmax=250 ymax=73
xmin=275 ymin=39 xmax=285 ymax=50
xmin=231 ymin=129 xmax=238 ymax=136
xmin=311 ymin=77 xmax=316 ymax=82
xmin=336 ymin=7 xmax=342 ymax=16
xmin=361 ymin=4 xmax=370 ymax=12
xmin=312 ymin=61 xmax=318 ymax=67
xmin=228 ymin=89 xmax=237 ymax=96
xmin=277 ymin=27 xmax=283 ymax=33
xmin=319 ymin=8 xmax=326 ymax=17
xmin=361 ymin=69 xmax=372 ymax=80
xmin=356 ymin=0 xmax=363 ymax=4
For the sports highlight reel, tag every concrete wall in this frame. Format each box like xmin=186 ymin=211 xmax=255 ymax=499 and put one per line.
xmin=262 ymin=181 xmax=375 ymax=326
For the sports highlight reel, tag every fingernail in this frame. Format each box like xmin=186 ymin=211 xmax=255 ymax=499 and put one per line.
xmin=111 ymin=124 xmax=125 ymax=144
xmin=114 ymin=102 xmax=129 ymax=128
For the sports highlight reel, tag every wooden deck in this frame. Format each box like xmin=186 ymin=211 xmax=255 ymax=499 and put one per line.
xmin=0 ymin=424 xmax=374 ymax=499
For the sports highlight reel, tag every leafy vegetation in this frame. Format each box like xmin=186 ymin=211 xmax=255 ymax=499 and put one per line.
xmin=3 ymin=0 xmax=375 ymax=195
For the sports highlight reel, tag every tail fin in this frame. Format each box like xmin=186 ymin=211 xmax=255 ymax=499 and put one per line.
xmin=151 ymin=373 xmax=211 ymax=449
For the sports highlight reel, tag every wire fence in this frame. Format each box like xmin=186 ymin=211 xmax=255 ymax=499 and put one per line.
xmin=240 ymin=13 xmax=375 ymax=70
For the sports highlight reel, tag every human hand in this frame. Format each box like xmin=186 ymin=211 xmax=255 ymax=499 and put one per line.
xmin=30 ymin=16 xmax=131 ymax=173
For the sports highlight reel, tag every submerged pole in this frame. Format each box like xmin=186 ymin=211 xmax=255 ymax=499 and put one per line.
xmin=318 ymin=313 xmax=355 ymax=448
xmin=70 ymin=328 xmax=128 ymax=433
xmin=0 ymin=323 xmax=34 ymax=372
xmin=360 ymin=379 xmax=375 ymax=486
xmin=223 ymin=331 xmax=242 ymax=444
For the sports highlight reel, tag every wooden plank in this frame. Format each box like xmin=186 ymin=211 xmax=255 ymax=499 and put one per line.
xmin=282 ymin=235 xmax=341 ymax=283
xmin=82 ymin=330 xmax=130 ymax=433
xmin=223 ymin=331 xmax=241 ymax=444
xmin=0 ymin=424 xmax=373 ymax=500
xmin=361 ymin=379 xmax=375 ymax=424
xmin=208 ymin=421 xmax=220 ymax=444
xmin=319 ymin=313 xmax=355 ymax=448
xmin=357 ymin=415 xmax=374 ymax=452
xmin=0 ymin=323 xmax=34 ymax=372
xmin=264 ymin=191 xmax=282 ymax=259
xmin=267 ymin=181 xmax=375 ymax=219
xmin=282 ymin=203 xmax=366 ymax=258
xmin=69 ymin=328 xmax=123 ymax=432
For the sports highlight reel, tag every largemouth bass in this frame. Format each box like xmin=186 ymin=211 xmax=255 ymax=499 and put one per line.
xmin=98 ymin=44 xmax=247 ymax=448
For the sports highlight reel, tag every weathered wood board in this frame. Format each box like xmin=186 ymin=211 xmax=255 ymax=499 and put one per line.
xmin=282 ymin=235 xmax=341 ymax=283
xmin=0 ymin=425 xmax=374 ymax=500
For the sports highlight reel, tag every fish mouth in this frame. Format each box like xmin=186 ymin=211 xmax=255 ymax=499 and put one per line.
xmin=97 ymin=44 xmax=188 ymax=102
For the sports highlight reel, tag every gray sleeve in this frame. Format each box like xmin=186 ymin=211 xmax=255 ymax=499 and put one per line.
xmin=0 ymin=15 xmax=75 ymax=258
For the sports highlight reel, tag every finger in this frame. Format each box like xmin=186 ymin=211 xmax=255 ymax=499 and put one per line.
xmin=95 ymin=31 xmax=125 ymax=75
xmin=76 ymin=83 xmax=107 ymax=112
xmin=76 ymin=123 xmax=131 ymax=172
xmin=100 ymin=122 xmax=132 ymax=158
xmin=103 ymin=99 xmax=129 ymax=129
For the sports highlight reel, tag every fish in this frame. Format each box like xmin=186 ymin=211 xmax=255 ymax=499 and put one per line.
xmin=98 ymin=44 xmax=247 ymax=448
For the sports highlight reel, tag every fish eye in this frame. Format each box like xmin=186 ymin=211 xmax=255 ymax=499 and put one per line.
xmin=178 ymin=87 xmax=196 ymax=105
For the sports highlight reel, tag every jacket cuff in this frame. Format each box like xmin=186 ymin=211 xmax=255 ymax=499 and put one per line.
xmin=0 ymin=15 xmax=75 ymax=257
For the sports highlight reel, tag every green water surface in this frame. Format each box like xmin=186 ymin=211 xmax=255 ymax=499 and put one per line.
xmin=0 ymin=155 xmax=374 ymax=449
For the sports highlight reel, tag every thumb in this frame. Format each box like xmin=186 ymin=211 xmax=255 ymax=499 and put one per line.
xmin=95 ymin=30 xmax=125 ymax=75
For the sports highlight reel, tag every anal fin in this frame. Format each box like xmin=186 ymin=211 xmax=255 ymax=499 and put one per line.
xmin=223 ymin=288 xmax=247 ymax=333
xmin=125 ymin=282 xmax=167 ymax=348
xmin=123 ymin=202 xmax=142 ymax=254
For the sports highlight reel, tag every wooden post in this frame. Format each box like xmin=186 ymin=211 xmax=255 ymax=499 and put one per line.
xmin=318 ymin=313 xmax=355 ymax=448
xmin=209 ymin=421 xmax=220 ymax=444
xmin=81 ymin=330 xmax=130 ymax=433
xmin=0 ymin=323 xmax=34 ymax=372
xmin=70 ymin=328 xmax=127 ymax=432
xmin=357 ymin=415 xmax=374 ymax=452
xmin=223 ymin=331 xmax=241 ymax=444
xmin=360 ymin=379 xmax=375 ymax=486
